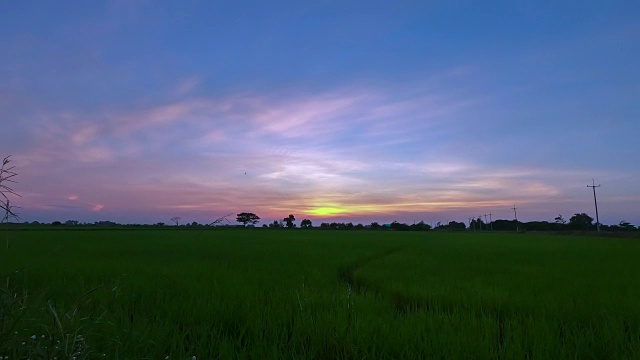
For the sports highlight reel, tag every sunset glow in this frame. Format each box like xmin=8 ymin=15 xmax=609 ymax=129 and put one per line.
xmin=308 ymin=207 xmax=349 ymax=217
xmin=1 ymin=2 xmax=638 ymax=225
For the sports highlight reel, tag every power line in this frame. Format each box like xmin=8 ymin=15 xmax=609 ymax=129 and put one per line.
xmin=587 ymin=179 xmax=601 ymax=232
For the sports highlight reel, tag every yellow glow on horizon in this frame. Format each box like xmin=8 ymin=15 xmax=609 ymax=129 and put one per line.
xmin=308 ymin=207 xmax=348 ymax=216
xmin=302 ymin=198 xmax=521 ymax=218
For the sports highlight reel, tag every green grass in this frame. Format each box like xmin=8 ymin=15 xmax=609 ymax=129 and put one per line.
xmin=1 ymin=229 xmax=640 ymax=359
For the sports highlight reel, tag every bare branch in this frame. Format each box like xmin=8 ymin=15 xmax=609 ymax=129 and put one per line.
xmin=1 ymin=199 xmax=19 ymax=222
xmin=1 ymin=155 xmax=19 ymax=223
xmin=209 ymin=213 xmax=233 ymax=226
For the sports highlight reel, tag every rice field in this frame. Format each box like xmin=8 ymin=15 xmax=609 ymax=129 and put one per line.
xmin=1 ymin=229 xmax=639 ymax=359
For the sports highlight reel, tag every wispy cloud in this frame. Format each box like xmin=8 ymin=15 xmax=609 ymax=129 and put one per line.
xmin=249 ymin=93 xmax=365 ymax=138
xmin=9 ymin=75 xmax=638 ymax=225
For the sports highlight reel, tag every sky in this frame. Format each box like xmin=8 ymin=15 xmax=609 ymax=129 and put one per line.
xmin=1 ymin=1 xmax=639 ymax=226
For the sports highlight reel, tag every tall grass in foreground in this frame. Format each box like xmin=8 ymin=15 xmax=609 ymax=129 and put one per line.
xmin=1 ymin=229 xmax=639 ymax=359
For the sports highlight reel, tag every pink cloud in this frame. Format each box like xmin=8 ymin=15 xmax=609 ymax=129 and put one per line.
xmin=71 ymin=124 xmax=101 ymax=145
xmin=113 ymin=101 xmax=199 ymax=135
xmin=13 ymin=78 xmax=635 ymax=225
xmin=18 ymin=83 xmax=476 ymax=170
xmin=250 ymin=94 xmax=364 ymax=137
xmin=18 ymin=118 xmax=116 ymax=166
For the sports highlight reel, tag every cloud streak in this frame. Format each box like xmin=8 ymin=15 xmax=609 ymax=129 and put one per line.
xmin=6 ymin=71 xmax=639 ymax=225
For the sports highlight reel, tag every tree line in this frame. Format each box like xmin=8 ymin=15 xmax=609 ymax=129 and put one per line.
xmin=232 ymin=212 xmax=638 ymax=232
xmin=5 ymin=212 xmax=637 ymax=232
xmin=3 ymin=212 xmax=637 ymax=232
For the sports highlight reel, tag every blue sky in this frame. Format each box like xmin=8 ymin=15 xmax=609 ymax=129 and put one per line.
xmin=1 ymin=1 xmax=639 ymax=225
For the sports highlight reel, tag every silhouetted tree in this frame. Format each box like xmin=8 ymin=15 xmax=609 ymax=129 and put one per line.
xmin=269 ymin=220 xmax=281 ymax=228
xmin=390 ymin=221 xmax=410 ymax=231
xmin=369 ymin=222 xmax=381 ymax=229
xmin=569 ymin=213 xmax=593 ymax=230
xmin=283 ymin=214 xmax=296 ymax=228
xmin=236 ymin=212 xmax=260 ymax=227
xmin=619 ymin=220 xmax=636 ymax=231
xmin=470 ymin=218 xmax=485 ymax=230
xmin=447 ymin=221 xmax=466 ymax=230
xmin=410 ymin=221 xmax=431 ymax=231
xmin=300 ymin=219 xmax=312 ymax=228
xmin=492 ymin=219 xmax=518 ymax=231
xmin=554 ymin=214 xmax=567 ymax=230
xmin=171 ymin=216 xmax=181 ymax=226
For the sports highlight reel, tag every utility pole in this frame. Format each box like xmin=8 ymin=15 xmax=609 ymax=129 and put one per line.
xmin=483 ymin=214 xmax=488 ymax=226
xmin=587 ymin=179 xmax=601 ymax=232
xmin=512 ymin=205 xmax=519 ymax=232
xmin=489 ymin=213 xmax=493 ymax=231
